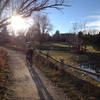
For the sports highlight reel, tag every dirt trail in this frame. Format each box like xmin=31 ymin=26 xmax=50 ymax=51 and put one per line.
xmin=7 ymin=49 xmax=69 ymax=100
xmin=8 ymin=50 xmax=39 ymax=100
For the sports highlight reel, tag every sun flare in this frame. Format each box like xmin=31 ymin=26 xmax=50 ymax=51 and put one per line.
xmin=11 ymin=15 xmax=32 ymax=35
xmin=11 ymin=16 xmax=25 ymax=30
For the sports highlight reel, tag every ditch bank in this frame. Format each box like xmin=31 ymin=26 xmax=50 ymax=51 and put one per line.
xmin=33 ymin=50 xmax=100 ymax=100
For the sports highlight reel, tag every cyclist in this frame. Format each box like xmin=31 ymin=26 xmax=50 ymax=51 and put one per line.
xmin=26 ymin=48 xmax=33 ymax=66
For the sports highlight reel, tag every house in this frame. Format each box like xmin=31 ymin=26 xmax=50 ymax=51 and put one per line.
xmin=60 ymin=33 xmax=76 ymax=44
xmin=53 ymin=33 xmax=77 ymax=44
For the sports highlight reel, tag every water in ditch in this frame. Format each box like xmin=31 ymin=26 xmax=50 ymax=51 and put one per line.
xmin=79 ymin=64 xmax=100 ymax=82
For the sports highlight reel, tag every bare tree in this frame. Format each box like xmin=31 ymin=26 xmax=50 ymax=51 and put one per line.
xmin=0 ymin=0 xmax=69 ymax=28
xmin=26 ymin=13 xmax=52 ymax=42
xmin=71 ymin=21 xmax=87 ymax=53
xmin=17 ymin=0 xmax=69 ymax=17
xmin=0 ymin=0 xmax=10 ymax=16
xmin=0 ymin=0 xmax=11 ymax=28
xmin=34 ymin=13 xmax=52 ymax=34
xmin=72 ymin=22 xmax=79 ymax=33
xmin=72 ymin=21 xmax=87 ymax=34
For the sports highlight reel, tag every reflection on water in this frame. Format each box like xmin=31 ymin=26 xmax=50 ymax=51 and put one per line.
xmin=79 ymin=64 xmax=100 ymax=81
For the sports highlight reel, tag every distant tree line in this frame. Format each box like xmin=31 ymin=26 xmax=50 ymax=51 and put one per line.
xmin=26 ymin=30 xmax=74 ymax=43
xmin=77 ymin=31 xmax=100 ymax=49
xmin=26 ymin=29 xmax=100 ymax=50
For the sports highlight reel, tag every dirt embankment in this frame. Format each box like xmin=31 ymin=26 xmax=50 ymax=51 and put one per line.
xmin=0 ymin=48 xmax=15 ymax=100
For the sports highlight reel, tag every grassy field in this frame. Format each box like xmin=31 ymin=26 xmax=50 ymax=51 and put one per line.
xmin=46 ymin=42 xmax=69 ymax=47
xmin=40 ymin=42 xmax=100 ymax=65
xmin=42 ymin=50 xmax=88 ymax=66
xmin=87 ymin=45 xmax=100 ymax=53
xmin=40 ymin=43 xmax=100 ymax=87
xmin=40 ymin=42 xmax=100 ymax=53
xmin=33 ymin=42 xmax=69 ymax=47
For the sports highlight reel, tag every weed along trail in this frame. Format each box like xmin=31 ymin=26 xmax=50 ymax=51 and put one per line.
xmin=7 ymin=49 xmax=67 ymax=100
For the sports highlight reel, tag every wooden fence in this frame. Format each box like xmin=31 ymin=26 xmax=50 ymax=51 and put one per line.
xmin=39 ymin=51 xmax=100 ymax=78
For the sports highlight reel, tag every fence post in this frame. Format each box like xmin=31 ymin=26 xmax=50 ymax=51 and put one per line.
xmin=46 ymin=52 xmax=49 ymax=59
xmin=60 ymin=59 xmax=66 ymax=75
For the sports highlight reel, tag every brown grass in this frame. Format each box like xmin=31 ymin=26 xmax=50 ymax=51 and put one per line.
xmin=0 ymin=48 xmax=16 ymax=99
xmin=0 ymin=48 xmax=8 ymax=67
xmin=33 ymin=51 xmax=100 ymax=100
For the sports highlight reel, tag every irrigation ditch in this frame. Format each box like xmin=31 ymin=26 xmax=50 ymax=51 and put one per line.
xmin=32 ymin=50 xmax=100 ymax=100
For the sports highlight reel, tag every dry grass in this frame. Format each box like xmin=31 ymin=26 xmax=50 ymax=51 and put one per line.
xmin=0 ymin=48 xmax=8 ymax=67
xmin=42 ymin=50 xmax=87 ymax=66
xmin=87 ymin=45 xmax=100 ymax=53
xmin=33 ymin=52 xmax=100 ymax=100
xmin=0 ymin=48 xmax=15 ymax=99
xmin=42 ymin=50 xmax=100 ymax=86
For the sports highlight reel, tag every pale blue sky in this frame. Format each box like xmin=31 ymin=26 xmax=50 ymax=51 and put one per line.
xmin=45 ymin=0 xmax=100 ymax=34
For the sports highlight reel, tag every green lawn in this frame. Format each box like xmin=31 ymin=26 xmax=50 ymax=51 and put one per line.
xmin=41 ymin=42 xmax=100 ymax=53
xmin=48 ymin=42 xmax=69 ymax=47
xmin=36 ymin=42 xmax=69 ymax=47
xmin=87 ymin=45 xmax=100 ymax=53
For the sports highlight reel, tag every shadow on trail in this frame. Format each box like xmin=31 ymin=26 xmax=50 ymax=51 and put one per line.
xmin=27 ymin=63 xmax=54 ymax=100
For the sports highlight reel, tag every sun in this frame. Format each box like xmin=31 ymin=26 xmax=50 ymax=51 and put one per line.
xmin=10 ymin=15 xmax=32 ymax=35
xmin=11 ymin=16 xmax=26 ymax=31
xmin=10 ymin=15 xmax=34 ymax=36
